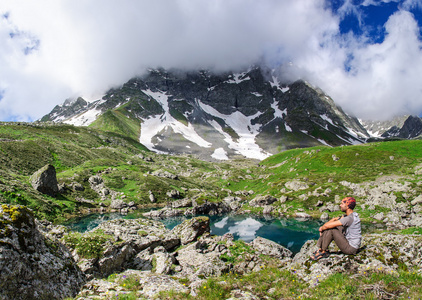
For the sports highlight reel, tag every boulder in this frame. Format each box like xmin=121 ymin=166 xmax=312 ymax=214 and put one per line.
xmin=153 ymin=246 xmax=175 ymax=275
xmin=88 ymin=175 xmax=115 ymax=199
xmin=176 ymin=239 xmax=229 ymax=277
xmin=411 ymin=195 xmax=422 ymax=206
xmin=130 ymin=248 xmax=153 ymax=271
xmin=110 ymin=199 xmax=127 ymax=210
xmin=88 ymin=175 xmax=103 ymax=187
xmin=0 ymin=205 xmax=85 ymax=300
xmin=285 ymin=180 xmax=309 ymax=191
xmin=171 ymin=216 xmax=210 ymax=245
xmin=250 ymin=236 xmax=293 ymax=259
xmin=76 ymin=243 xmax=136 ymax=279
xmin=249 ymin=195 xmax=278 ymax=207
xmin=29 ymin=164 xmax=59 ymax=196
xmin=223 ymin=196 xmax=243 ymax=211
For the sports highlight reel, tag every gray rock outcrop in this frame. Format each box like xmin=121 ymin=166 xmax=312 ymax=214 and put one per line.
xmin=29 ymin=164 xmax=59 ymax=196
xmin=0 ymin=205 xmax=85 ymax=300
xmin=110 ymin=199 xmax=127 ymax=210
xmin=184 ymin=201 xmax=231 ymax=216
xmin=251 ymin=236 xmax=293 ymax=260
xmin=88 ymin=175 xmax=111 ymax=198
xmin=176 ymin=238 xmax=230 ymax=277
xmin=288 ymin=232 xmax=422 ymax=287
xmin=77 ymin=269 xmax=189 ymax=299
xmin=171 ymin=216 xmax=210 ymax=245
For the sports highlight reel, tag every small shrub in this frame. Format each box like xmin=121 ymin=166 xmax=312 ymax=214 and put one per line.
xmin=62 ymin=232 xmax=112 ymax=259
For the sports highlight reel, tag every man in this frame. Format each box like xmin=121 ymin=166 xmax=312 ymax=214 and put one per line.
xmin=311 ymin=197 xmax=361 ymax=260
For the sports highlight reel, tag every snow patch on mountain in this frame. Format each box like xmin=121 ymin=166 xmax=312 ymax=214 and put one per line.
xmin=198 ymin=100 xmax=270 ymax=160
xmin=139 ymin=90 xmax=212 ymax=153
xmin=63 ymin=100 xmax=106 ymax=126
xmin=321 ymin=114 xmax=335 ymax=126
xmin=271 ymin=99 xmax=286 ymax=119
xmin=211 ymin=148 xmax=229 ymax=160
xmin=64 ymin=109 xmax=101 ymax=126
xmin=269 ymin=76 xmax=289 ymax=93
xmin=317 ymin=139 xmax=331 ymax=147
xmin=225 ymin=72 xmax=250 ymax=84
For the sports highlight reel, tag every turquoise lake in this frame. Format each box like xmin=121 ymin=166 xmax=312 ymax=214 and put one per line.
xmin=63 ymin=211 xmax=381 ymax=253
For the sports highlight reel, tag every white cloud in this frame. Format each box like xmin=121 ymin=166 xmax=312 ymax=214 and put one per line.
xmin=0 ymin=0 xmax=421 ymax=121
xmin=300 ymin=9 xmax=422 ymax=120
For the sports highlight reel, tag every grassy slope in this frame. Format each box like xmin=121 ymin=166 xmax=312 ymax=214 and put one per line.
xmin=223 ymin=140 xmax=422 ymax=219
xmin=89 ymin=103 xmax=141 ymax=141
xmin=1 ymin=122 xmax=421 ymax=223
xmin=0 ymin=123 xmax=228 ymax=222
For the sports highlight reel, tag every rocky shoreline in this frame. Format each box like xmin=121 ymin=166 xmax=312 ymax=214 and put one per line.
xmin=1 ymin=204 xmax=422 ymax=299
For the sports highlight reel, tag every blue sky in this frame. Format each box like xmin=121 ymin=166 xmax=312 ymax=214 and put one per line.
xmin=1 ymin=0 xmax=422 ymax=121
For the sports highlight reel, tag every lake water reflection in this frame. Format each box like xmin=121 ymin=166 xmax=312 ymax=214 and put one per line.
xmin=63 ymin=211 xmax=325 ymax=253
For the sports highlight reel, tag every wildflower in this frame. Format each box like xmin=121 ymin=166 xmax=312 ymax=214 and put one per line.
xmin=204 ymin=286 xmax=206 ymax=289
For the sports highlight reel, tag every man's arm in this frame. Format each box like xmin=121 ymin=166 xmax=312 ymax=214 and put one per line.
xmin=319 ymin=217 xmax=342 ymax=233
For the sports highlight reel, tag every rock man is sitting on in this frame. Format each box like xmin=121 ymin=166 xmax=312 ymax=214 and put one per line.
xmin=311 ymin=197 xmax=361 ymax=260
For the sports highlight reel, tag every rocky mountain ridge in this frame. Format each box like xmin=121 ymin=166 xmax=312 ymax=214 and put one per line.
xmin=361 ymin=114 xmax=422 ymax=139
xmin=381 ymin=115 xmax=422 ymax=139
xmin=41 ymin=67 xmax=369 ymax=161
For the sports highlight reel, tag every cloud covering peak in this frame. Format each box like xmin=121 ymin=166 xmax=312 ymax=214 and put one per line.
xmin=1 ymin=0 xmax=422 ymax=121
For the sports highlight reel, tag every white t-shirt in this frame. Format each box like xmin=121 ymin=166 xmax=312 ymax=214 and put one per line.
xmin=340 ymin=212 xmax=362 ymax=249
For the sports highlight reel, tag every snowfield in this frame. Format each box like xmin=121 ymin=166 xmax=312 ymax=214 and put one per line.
xmin=139 ymin=90 xmax=212 ymax=153
xmin=198 ymin=100 xmax=271 ymax=160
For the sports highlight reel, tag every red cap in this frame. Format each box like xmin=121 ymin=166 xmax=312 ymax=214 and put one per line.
xmin=343 ymin=197 xmax=356 ymax=209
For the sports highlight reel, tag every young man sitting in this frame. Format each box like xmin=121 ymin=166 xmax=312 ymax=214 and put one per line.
xmin=311 ymin=197 xmax=361 ymax=260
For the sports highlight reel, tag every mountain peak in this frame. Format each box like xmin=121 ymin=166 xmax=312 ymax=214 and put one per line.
xmin=381 ymin=115 xmax=422 ymax=139
xmin=41 ymin=68 xmax=369 ymax=160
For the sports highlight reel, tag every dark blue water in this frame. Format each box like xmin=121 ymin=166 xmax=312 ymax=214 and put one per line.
xmin=63 ymin=211 xmax=324 ymax=253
